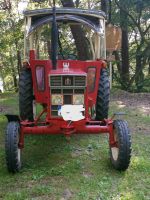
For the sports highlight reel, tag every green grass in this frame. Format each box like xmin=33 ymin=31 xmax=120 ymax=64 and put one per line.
xmin=0 ymin=93 xmax=19 ymax=115
xmin=0 ymin=92 xmax=150 ymax=200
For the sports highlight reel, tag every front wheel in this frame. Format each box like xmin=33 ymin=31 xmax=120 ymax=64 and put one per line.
xmin=110 ymin=120 xmax=131 ymax=171
xmin=5 ymin=122 xmax=22 ymax=173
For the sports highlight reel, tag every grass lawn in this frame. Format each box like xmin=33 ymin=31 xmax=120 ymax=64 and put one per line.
xmin=0 ymin=90 xmax=150 ymax=200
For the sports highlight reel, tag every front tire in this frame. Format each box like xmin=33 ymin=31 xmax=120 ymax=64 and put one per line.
xmin=110 ymin=120 xmax=131 ymax=171
xmin=5 ymin=122 xmax=22 ymax=173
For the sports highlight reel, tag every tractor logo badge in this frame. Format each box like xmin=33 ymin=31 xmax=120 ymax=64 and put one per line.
xmin=65 ymin=77 xmax=71 ymax=86
xmin=63 ymin=62 xmax=69 ymax=72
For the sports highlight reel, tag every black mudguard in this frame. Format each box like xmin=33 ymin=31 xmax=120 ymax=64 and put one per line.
xmin=5 ymin=114 xmax=20 ymax=122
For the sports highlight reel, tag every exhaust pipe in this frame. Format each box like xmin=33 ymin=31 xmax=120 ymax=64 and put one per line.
xmin=51 ymin=0 xmax=58 ymax=70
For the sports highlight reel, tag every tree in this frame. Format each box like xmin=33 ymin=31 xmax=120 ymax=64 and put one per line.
xmin=60 ymin=0 xmax=92 ymax=60
xmin=113 ymin=0 xmax=150 ymax=91
xmin=0 ymin=0 xmax=149 ymax=92
xmin=0 ymin=0 xmax=24 ymax=91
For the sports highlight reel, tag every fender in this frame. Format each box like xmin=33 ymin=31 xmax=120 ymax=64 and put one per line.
xmin=5 ymin=114 xmax=20 ymax=122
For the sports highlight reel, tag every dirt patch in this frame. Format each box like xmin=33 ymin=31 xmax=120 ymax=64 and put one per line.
xmin=61 ymin=189 xmax=73 ymax=200
xmin=82 ymin=171 xmax=94 ymax=178
xmin=111 ymin=91 xmax=150 ymax=115
xmin=0 ymin=102 xmax=18 ymax=115
xmin=0 ymin=105 xmax=13 ymax=114
xmin=31 ymin=196 xmax=55 ymax=200
xmin=111 ymin=90 xmax=150 ymax=134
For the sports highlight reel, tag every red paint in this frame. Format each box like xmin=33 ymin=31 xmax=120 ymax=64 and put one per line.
xmin=19 ymin=50 xmax=116 ymax=149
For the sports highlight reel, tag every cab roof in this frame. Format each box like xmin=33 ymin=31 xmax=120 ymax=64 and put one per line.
xmin=24 ymin=7 xmax=106 ymax=19
xmin=24 ymin=8 xmax=106 ymax=36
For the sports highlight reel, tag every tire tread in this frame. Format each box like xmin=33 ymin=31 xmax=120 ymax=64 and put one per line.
xmin=5 ymin=122 xmax=21 ymax=173
xmin=19 ymin=68 xmax=33 ymax=121
xmin=96 ymin=69 xmax=110 ymax=120
xmin=110 ymin=120 xmax=132 ymax=171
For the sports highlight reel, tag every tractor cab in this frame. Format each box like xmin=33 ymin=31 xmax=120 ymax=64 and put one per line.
xmin=24 ymin=8 xmax=106 ymax=61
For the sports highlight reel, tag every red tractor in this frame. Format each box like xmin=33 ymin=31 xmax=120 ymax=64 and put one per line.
xmin=5 ymin=5 xmax=131 ymax=173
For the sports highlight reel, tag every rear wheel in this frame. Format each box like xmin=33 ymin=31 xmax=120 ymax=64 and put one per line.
xmin=110 ymin=120 xmax=132 ymax=171
xmin=5 ymin=122 xmax=21 ymax=173
xmin=96 ymin=68 xmax=110 ymax=120
xmin=19 ymin=68 xmax=34 ymax=121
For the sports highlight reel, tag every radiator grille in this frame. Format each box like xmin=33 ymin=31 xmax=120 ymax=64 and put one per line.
xmin=50 ymin=75 xmax=86 ymax=88
xmin=50 ymin=76 xmax=61 ymax=86
xmin=75 ymin=76 xmax=86 ymax=86
xmin=50 ymin=75 xmax=86 ymax=117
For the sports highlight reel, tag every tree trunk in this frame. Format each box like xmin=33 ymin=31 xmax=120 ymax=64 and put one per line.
xmin=120 ymin=3 xmax=129 ymax=88
xmin=101 ymin=0 xmax=108 ymax=15
xmin=9 ymin=50 xmax=18 ymax=91
xmin=0 ymin=72 xmax=6 ymax=92
xmin=47 ymin=40 xmax=51 ymax=59
xmin=70 ymin=25 xmax=91 ymax=60
xmin=114 ymin=51 xmax=121 ymax=74
xmin=17 ymin=50 xmax=22 ymax=76
xmin=135 ymin=52 xmax=144 ymax=91
xmin=121 ymin=28 xmax=129 ymax=84
xmin=11 ymin=70 xmax=18 ymax=91
xmin=108 ymin=0 xmax=112 ymax=23
xmin=60 ymin=0 xmax=74 ymax=7
xmin=60 ymin=0 xmax=91 ymax=60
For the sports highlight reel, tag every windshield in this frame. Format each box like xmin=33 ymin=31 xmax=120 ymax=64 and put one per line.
xmin=24 ymin=19 xmax=106 ymax=61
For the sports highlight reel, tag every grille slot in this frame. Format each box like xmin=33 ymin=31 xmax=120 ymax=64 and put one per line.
xmin=63 ymin=89 xmax=73 ymax=94
xmin=74 ymin=89 xmax=84 ymax=94
xmin=51 ymin=89 xmax=61 ymax=94
xmin=75 ymin=76 xmax=86 ymax=87
xmin=51 ymin=111 xmax=58 ymax=116
xmin=51 ymin=105 xmax=58 ymax=110
xmin=64 ymin=95 xmax=72 ymax=104
xmin=50 ymin=76 xmax=61 ymax=86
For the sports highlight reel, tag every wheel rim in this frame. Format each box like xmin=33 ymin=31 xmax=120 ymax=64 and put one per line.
xmin=111 ymin=130 xmax=119 ymax=161
xmin=17 ymin=127 xmax=21 ymax=165
xmin=33 ymin=100 xmax=36 ymax=119
xmin=111 ymin=147 xmax=119 ymax=161
xmin=17 ymin=148 xmax=21 ymax=163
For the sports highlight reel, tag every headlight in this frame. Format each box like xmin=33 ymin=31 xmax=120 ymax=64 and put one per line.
xmin=52 ymin=95 xmax=63 ymax=105
xmin=73 ymin=95 xmax=84 ymax=105
xmin=87 ymin=67 xmax=96 ymax=93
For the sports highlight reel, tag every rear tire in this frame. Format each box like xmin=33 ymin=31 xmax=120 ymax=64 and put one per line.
xmin=110 ymin=120 xmax=132 ymax=171
xmin=19 ymin=68 xmax=34 ymax=121
xmin=96 ymin=68 xmax=110 ymax=120
xmin=5 ymin=122 xmax=21 ymax=173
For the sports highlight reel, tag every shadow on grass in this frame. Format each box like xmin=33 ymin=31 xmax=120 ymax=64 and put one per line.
xmin=23 ymin=135 xmax=71 ymax=169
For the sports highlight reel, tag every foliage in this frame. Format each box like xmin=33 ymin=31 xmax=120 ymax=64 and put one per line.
xmin=0 ymin=0 xmax=150 ymax=92
xmin=112 ymin=0 xmax=150 ymax=91
xmin=0 ymin=1 xmax=24 ymax=91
